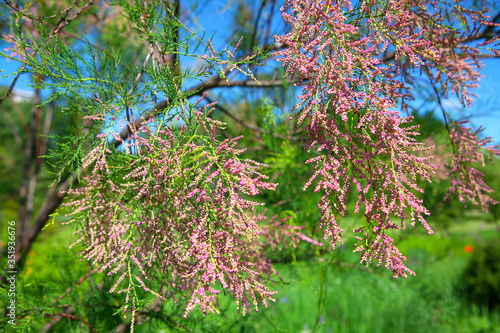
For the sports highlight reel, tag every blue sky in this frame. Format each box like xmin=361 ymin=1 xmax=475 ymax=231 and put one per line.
xmin=1 ymin=1 xmax=499 ymax=143
xmin=451 ymin=58 xmax=500 ymax=142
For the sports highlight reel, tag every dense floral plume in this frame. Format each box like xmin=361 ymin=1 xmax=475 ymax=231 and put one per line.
xmin=64 ymin=101 xmax=317 ymax=322
xmin=275 ymin=0 xmax=499 ymax=277
xmin=446 ymin=121 xmax=500 ymax=212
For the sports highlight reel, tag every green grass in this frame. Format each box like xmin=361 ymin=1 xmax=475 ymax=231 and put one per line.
xmin=142 ymin=222 xmax=500 ymax=333
xmin=206 ymin=261 xmax=496 ymax=333
xmin=4 ymin=217 xmax=500 ymax=332
xmin=190 ymin=254 xmax=499 ymax=333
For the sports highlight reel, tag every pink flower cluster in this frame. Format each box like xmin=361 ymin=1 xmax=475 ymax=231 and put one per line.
xmin=274 ymin=0 xmax=498 ymax=277
xmin=64 ymin=101 xmax=318 ymax=319
xmin=446 ymin=121 xmax=500 ymax=211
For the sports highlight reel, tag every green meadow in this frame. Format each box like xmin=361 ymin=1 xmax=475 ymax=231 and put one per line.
xmin=8 ymin=215 xmax=499 ymax=333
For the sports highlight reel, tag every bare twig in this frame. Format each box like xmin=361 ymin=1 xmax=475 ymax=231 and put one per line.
xmin=204 ymin=95 xmax=300 ymax=142
xmin=51 ymin=0 xmax=96 ymax=37
xmin=52 ymin=267 xmax=100 ymax=305
xmin=204 ymin=95 xmax=266 ymax=134
xmin=264 ymin=0 xmax=277 ymax=46
xmin=42 ymin=306 xmax=98 ymax=333
xmin=0 ymin=67 xmax=25 ymax=106
xmin=128 ymin=49 xmax=154 ymax=96
xmin=250 ymin=0 xmax=269 ymax=51
xmin=33 ymin=0 xmax=80 ymax=21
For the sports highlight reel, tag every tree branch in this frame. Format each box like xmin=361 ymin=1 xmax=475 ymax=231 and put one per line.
xmin=42 ymin=306 xmax=98 ymax=333
xmin=17 ymin=86 xmax=40 ymax=256
xmin=114 ymin=43 xmax=286 ymax=147
xmin=204 ymin=95 xmax=266 ymax=134
xmin=52 ymin=267 xmax=100 ymax=305
xmin=0 ymin=0 xmax=100 ymax=106
xmin=204 ymin=95 xmax=300 ymax=142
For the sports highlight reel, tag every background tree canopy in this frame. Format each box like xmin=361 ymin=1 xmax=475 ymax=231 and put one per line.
xmin=1 ymin=0 xmax=500 ymax=332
